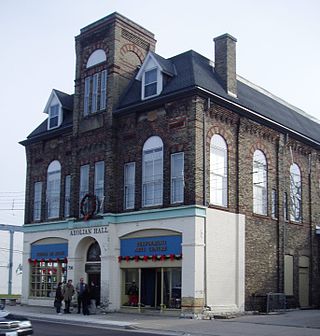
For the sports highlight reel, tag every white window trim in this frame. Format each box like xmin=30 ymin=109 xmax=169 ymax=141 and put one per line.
xmin=94 ymin=161 xmax=105 ymax=214
xmin=142 ymin=136 xmax=164 ymax=207
xmin=46 ymin=160 xmax=61 ymax=219
xmin=124 ymin=162 xmax=135 ymax=210
xmin=84 ymin=77 xmax=91 ymax=116
xmin=210 ymin=134 xmax=228 ymax=207
xmin=100 ymin=70 xmax=107 ymax=110
xmin=141 ymin=67 xmax=163 ymax=100
xmin=253 ymin=150 xmax=268 ymax=215
xmin=92 ymin=73 xmax=99 ymax=113
xmin=79 ymin=164 xmax=90 ymax=214
xmin=171 ymin=152 xmax=184 ymax=204
xmin=64 ymin=175 xmax=71 ymax=218
xmin=48 ymin=104 xmax=62 ymax=130
xmin=290 ymin=163 xmax=302 ymax=222
xmin=44 ymin=90 xmax=63 ymax=130
xmin=86 ymin=49 xmax=106 ymax=68
xmin=33 ymin=182 xmax=42 ymax=221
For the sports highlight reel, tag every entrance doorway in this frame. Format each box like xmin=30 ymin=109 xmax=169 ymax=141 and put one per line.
xmin=88 ymin=273 xmax=101 ymax=306
xmin=122 ymin=267 xmax=181 ymax=309
xmin=85 ymin=241 xmax=101 ymax=306
xmin=299 ymin=256 xmax=310 ymax=308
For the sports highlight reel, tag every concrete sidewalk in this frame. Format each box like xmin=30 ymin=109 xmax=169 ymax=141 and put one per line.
xmin=4 ymin=304 xmax=320 ymax=336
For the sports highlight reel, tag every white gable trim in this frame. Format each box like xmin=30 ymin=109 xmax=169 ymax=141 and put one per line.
xmin=43 ymin=90 xmax=63 ymax=130
xmin=135 ymin=52 xmax=163 ymax=81
xmin=43 ymin=90 xmax=61 ymax=114
xmin=136 ymin=52 xmax=165 ymax=100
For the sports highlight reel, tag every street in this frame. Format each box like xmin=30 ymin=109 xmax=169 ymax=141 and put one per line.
xmin=31 ymin=319 xmax=169 ymax=336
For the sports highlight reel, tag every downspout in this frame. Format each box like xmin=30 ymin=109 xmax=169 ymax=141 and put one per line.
xmin=203 ymin=98 xmax=208 ymax=308
xmin=236 ymin=119 xmax=240 ymax=213
xmin=8 ymin=229 xmax=14 ymax=295
xmin=276 ymin=137 xmax=281 ymax=293
xmin=308 ymin=153 xmax=313 ymax=306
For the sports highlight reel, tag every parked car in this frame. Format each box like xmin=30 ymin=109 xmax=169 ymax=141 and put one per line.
xmin=0 ymin=305 xmax=33 ymax=335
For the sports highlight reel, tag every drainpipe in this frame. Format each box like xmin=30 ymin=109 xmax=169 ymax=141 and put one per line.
xmin=236 ymin=119 xmax=240 ymax=213
xmin=8 ymin=229 xmax=14 ymax=295
xmin=203 ymin=98 xmax=209 ymax=308
xmin=276 ymin=137 xmax=281 ymax=293
xmin=308 ymin=153 xmax=313 ymax=306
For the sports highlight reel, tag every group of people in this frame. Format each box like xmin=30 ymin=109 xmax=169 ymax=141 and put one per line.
xmin=54 ymin=278 xmax=99 ymax=315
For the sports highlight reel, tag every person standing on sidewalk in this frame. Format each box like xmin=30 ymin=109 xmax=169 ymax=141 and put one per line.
xmin=54 ymin=282 xmax=64 ymax=314
xmin=62 ymin=279 xmax=75 ymax=314
xmin=76 ymin=277 xmax=89 ymax=314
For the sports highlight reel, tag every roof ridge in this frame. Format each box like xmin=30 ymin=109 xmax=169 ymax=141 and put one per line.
xmin=237 ymin=75 xmax=320 ymax=125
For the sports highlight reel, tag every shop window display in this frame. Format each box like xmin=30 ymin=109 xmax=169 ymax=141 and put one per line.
xmin=29 ymin=260 xmax=67 ymax=297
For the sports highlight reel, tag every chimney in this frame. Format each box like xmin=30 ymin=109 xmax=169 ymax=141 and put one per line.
xmin=214 ymin=33 xmax=237 ymax=98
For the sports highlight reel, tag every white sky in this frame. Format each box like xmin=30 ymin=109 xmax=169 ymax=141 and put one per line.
xmin=0 ymin=0 xmax=319 ymax=226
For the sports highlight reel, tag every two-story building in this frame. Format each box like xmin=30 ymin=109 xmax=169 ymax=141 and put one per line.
xmin=20 ymin=12 xmax=320 ymax=314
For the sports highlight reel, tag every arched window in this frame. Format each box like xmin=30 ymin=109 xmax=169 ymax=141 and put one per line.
xmin=47 ymin=160 xmax=61 ymax=219
xmin=210 ymin=134 xmax=228 ymax=206
xmin=290 ymin=163 xmax=302 ymax=221
xmin=142 ymin=136 xmax=163 ymax=207
xmin=87 ymin=242 xmax=101 ymax=262
xmin=86 ymin=49 xmax=107 ymax=68
xmin=253 ymin=150 xmax=267 ymax=215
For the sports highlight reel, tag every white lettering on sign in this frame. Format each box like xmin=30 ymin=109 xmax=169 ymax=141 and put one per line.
xmin=70 ymin=226 xmax=108 ymax=236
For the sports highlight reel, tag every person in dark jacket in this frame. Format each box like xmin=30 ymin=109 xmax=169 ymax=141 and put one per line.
xmin=54 ymin=282 xmax=64 ymax=314
xmin=76 ymin=277 xmax=90 ymax=315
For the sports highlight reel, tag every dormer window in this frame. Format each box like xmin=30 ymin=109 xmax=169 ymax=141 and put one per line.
xmin=143 ymin=68 xmax=158 ymax=98
xmin=136 ymin=51 xmax=175 ymax=101
xmin=49 ymin=104 xmax=60 ymax=129
xmin=44 ymin=90 xmax=67 ymax=130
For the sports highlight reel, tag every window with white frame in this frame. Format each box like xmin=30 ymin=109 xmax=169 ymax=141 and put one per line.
xmin=100 ymin=70 xmax=107 ymax=110
xmin=142 ymin=136 xmax=163 ymax=207
xmin=64 ymin=175 xmax=71 ymax=218
xmin=210 ymin=134 xmax=228 ymax=207
xmin=33 ymin=182 xmax=42 ymax=221
xmin=46 ymin=161 xmax=61 ymax=219
xmin=124 ymin=162 xmax=135 ymax=210
xmin=94 ymin=161 xmax=105 ymax=213
xmin=253 ymin=150 xmax=267 ymax=215
xmin=79 ymin=164 xmax=89 ymax=213
xmin=92 ymin=73 xmax=99 ymax=113
xmin=83 ymin=70 xmax=108 ymax=116
xmin=284 ymin=192 xmax=289 ymax=221
xmin=171 ymin=152 xmax=184 ymax=204
xmin=84 ymin=77 xmax=91 ymax=116
xmin=143 ymin=68 xmax=158 ymax=98
xmin=86 ymin=49 xmax=106 ymax=68
xmin=271 ymin=189 xmax=277 ymax=219
xmin=290 ymin=163 xmax=302 ymax=222
xmin=48 ymin=104 xmax=60 ymax=129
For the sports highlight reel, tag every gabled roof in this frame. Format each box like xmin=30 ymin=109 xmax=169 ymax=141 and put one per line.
xmin=117 ymin=50 xmax=320 ymax=146
xmin=21 ymin=90 xmax=73 ymax=145
xmin=135 ymin=51 xmax=176 ymax=81
xmin=43 ymin=89 xmax=73 ymax=114
xmin=54 ymin=89 xmax=73 ymax=111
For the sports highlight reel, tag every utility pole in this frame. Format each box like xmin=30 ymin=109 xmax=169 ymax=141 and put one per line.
xmin=0 ymin=224 xmax=24 ymax=295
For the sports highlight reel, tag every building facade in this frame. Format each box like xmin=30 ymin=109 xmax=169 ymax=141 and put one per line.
xmin=0 ymin=226 xmax=23 ymax=296
xmin=20 ymin=12 xmax=320 ymax=314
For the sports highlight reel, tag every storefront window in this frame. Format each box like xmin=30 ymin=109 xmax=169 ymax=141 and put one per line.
xmin=121 ymin=267 xmax=181 ymax=309
xmin=30 ymin=260 xmax=67 ymax=297
xmin=122 ymin=269 xmax=139 ymax=306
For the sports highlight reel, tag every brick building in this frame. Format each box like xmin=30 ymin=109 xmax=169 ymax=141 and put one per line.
xmin=20 ymin=12 xmax=320 ymax=314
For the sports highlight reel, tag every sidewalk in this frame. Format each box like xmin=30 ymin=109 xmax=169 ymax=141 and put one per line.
xmin=5 ymin=303 xmax=320 ymax=336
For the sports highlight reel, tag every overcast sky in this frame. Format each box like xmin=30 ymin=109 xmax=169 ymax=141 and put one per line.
xmin=0 ymin=0 xmax=319 ymax=226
